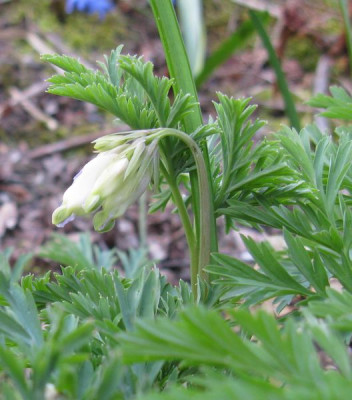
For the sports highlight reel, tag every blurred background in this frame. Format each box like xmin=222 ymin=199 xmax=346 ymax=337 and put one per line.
xmin=0 ymin=0 xmax=349 ymax=278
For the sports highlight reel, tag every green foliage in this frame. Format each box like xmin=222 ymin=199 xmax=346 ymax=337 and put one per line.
xmin=43 ymin=47 xmax=195 ymax=131
xmin=211 ymin=100 xmax=314 ymax=235
xmin=0 ymin=248 xmax=32 ymax=283
xmin=135 ymin=373 xmax=352 ymax=400
xmin=39 ymin=233 xmax=117 ymax=271
xmin=308 ymin=86 xmax=352 ymax=120
xmin=0 ymin=272 xmax=43 ymax=350
xmin=219 ymin=125 xmax=351 ymax=235
xmin=207 ymin=117 xmax=352 ymax=306
xmin=208 ymin=237 xmax=313 ymax=307
xmin=0 ymin=241 xmax=197 ymax=399
xmin=212 ymin=94 xmax=267 ymax=208
xmin=119 ymin=306 xmax=352 ymax=400
xmin=308 ymin=288 xmax=352 ymax=332
xmin=4 ymin=3 xmax=352 ymax=398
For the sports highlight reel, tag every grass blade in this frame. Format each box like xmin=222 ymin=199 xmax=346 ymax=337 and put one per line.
xmin=339 ymin=0 xmax=352 ymax=76
xmin=196 ymin=18 xmax=261 ymax=87
xmin=249 ymin=10 xmax=300 ymax=131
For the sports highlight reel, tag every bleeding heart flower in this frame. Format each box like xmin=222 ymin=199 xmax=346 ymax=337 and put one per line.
xmin=52 ymin=133 xmax=159 ymax=232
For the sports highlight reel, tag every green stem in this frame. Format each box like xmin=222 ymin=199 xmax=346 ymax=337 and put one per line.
xmin=157 ymin=129 xmax=211 ymax=297
xmin=150 ymin=0 xmax=218 ymax=256
xmin=161 ymin=164 xmax=198 ymax=295
xmin=149 ymin=0 xmax=201 ymax=125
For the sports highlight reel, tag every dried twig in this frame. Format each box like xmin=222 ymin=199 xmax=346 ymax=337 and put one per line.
xmin=313 ymin=55 xmax=332 ymax=133
xmin=0 ymin=30 xmax=99 ymax=127
xmin=27 ymin=30 xmax=96 ymax=70
xmin=9 ymin=87 xmax=59 ymax=130
xmin=0 ymin=82 xmax=48 ymax=119
xmin=26 ymin=32 xmax=63 ymax=74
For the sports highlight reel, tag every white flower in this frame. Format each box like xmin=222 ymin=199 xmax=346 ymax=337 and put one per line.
xmin=52 ymin=134 xmax=159 ymax=232
xmin=44 ymin=383 xmax=59 ymax=400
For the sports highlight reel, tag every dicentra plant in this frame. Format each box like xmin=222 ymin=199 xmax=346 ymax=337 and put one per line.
xmin=0 ymin=1 xmax=352 ymax=399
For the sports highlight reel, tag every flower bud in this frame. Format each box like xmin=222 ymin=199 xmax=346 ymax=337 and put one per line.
xmin=52 ymin=134 xmax=159 ymax=232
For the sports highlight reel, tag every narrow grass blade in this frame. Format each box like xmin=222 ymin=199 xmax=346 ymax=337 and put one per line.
xmin=249 ymin=10 xmax=300 ymax=131
xmin=196 ymin=18 xmax=260 ymax=87
xmin=149 ymin=0 xmax=202 ymax=129
xmin=339 ymin=0 xmax=352 ymax=76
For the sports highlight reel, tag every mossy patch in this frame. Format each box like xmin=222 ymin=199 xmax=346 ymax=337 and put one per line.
xmin=285 ymin=37 xmax=320 ymax=72
xmin=8 ymin=0 xmax=135 ymax=56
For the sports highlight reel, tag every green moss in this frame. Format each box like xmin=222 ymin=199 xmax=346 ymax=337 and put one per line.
xmin=285 ymin=37 xmax=320 ymax=72
xmin=60 ymin=13 xmax=128 ymax=55
xmin=204 ymin=0 xmax=234 ymax=28
xmin=204 ymin=0 xmax=239 ymax=51
xmin=8 ymin=0 xmax=132 ymax=56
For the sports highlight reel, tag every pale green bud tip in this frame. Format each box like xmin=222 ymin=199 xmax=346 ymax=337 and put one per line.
xmin=84 ymin=194 xmax=101 ymax=213
xmin=52 ymin=206 xmax=75 ymax=227
xmin=93 ymin=211 xmax=115 ymax=233
xmin=93 ymin=131 xmax=150 ymax=152
xmin=94 ymin=134 xmax=130 ymax=151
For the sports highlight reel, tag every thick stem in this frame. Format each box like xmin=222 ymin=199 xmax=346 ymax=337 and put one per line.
xmin=157 ymin=129 xmax=211 ymax=297
xmin=150 ymin=0 xmax=218 ymax=257
xmin=161 ymin=164 xmax=198 ymax=295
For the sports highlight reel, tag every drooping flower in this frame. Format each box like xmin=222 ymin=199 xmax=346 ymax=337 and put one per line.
xmin=52 ymin=133 xmax=159 ymax=232
xmin=65 ymin=0 xmax=115 ymax=19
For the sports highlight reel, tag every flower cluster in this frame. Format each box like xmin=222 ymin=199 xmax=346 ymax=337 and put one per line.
xmin=52 ymin=133 xmax=159 ymax=232
xmin=65 ymin=0 xmax=115 ymax=19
